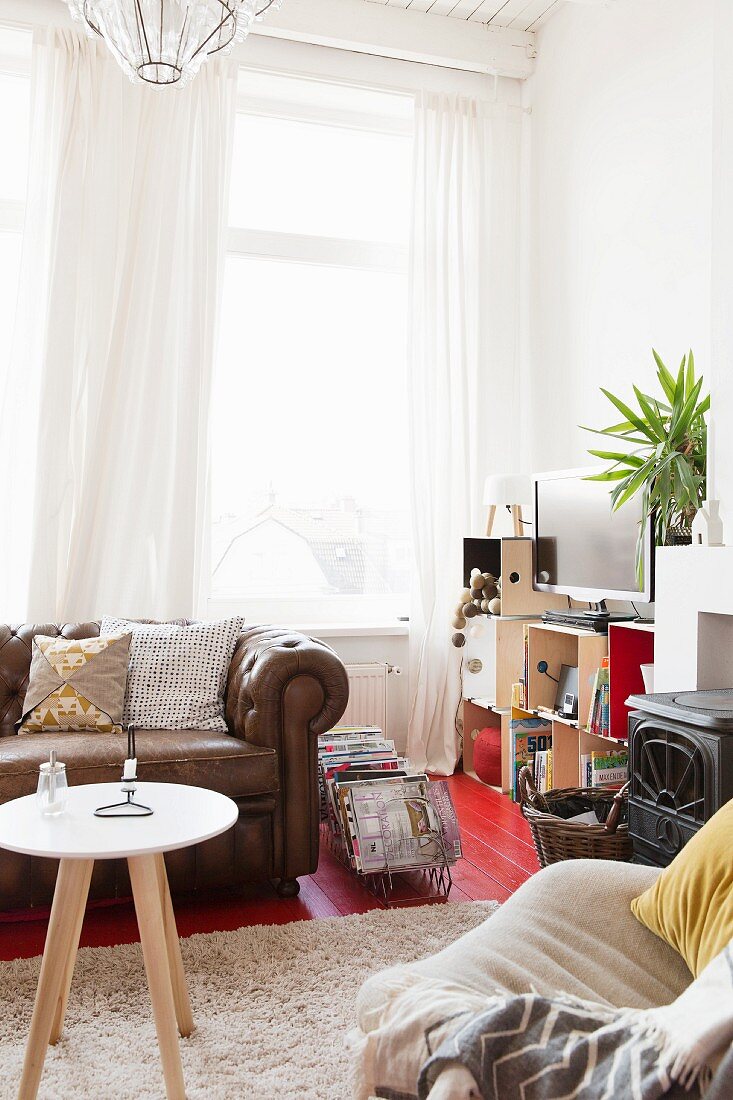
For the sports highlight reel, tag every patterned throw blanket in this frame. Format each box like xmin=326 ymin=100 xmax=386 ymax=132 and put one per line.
xmin=418 ymin=943 xmax=733 ymax=1100
xmin=351 ymin=942 xmax=733 ymax=1100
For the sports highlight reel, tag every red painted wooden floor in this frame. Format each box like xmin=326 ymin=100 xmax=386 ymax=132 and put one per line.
xmin=0 ymin=774 xmax=539 ymax=961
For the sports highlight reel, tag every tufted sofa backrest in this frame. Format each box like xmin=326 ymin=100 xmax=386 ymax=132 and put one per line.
xmin=0 ymin=620 xmax=201 ymax=738
xmin=0 ymin=623 xmax=102 ymax=738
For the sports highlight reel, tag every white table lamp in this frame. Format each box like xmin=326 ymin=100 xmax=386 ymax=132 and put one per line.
xmin=483 ymin=474 xmax=532 ymax=537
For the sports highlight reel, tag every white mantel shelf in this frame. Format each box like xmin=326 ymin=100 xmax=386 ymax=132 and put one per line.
xmin=655 ymin=545 xmax=733 ymax=693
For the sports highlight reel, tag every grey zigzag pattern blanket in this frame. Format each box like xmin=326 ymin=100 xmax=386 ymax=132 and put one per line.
xmin=417 ymin=992 xmax=733 ymax=1100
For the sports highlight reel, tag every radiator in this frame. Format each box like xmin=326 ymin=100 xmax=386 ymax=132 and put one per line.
xmin=341 ymin=662 xmax=392 ymax=736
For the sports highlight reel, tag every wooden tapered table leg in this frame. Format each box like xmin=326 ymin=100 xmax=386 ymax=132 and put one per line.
xmin=18 ymin=858 xmax=94 ymax=1100
xmin=49 ymin=860 xmax=94 ymax=1046
xmin=154 ymin=852 xmax=194 ymax=1037
xmin=128 ymin=854 xmax=186 ymax=1100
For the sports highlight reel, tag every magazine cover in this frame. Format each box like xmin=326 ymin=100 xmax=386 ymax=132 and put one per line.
xmin=347 ymin=777 xmax=450 ymax=872
xmin=427 ymin=780 xmax=463 ymax=862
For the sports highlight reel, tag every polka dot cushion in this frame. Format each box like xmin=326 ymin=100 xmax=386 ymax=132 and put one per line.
xmin=100 ymin=616 xmax=245 ymax=732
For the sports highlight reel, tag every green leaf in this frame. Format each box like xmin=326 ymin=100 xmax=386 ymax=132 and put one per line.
xmin=587 ymin=449 xmax=645 ymax=467
xmin=600 ymin=389 xmax=657 ymax=442
xmin=686 ymin=350 xmax=695 ymax=398
xmin=675 ymin=358 xmax=686 ymax=407
xmin=639 ymin=393 xmax=672 ymax=415
xmin=612 ymin=460 xmax=657 ymax=509
xmin=696 ymin=393 xmax=711 ymax=418
xmin=633 ymin=386 xmax=666 ymax=440
xmin=670 ymin=376 xmax=703 ymax=441
xmin=603 ymin=419 xmax=644 ymax=433
xmin=579 ymin=425 xmax=651 ymax=446
xmin=653 ymin=350 xmax=677 ymax=405
xmin=658 ymin=462 xmax=671 ymax=537
xmin=584 ymin=469 xmax=630 ymax=482
xmin=674 ymin=453 xmax=699 ymax=509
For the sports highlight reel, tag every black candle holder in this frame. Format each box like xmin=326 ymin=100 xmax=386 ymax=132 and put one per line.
xmin=94 ymin=726 xmax=154 ymax=818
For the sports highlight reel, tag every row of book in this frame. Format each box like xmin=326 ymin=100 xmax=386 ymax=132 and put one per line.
xmin=580 ymin=749 xmax=629 ymax=788
xmin=509 ymin=708 xmax=553 ymax=802
xmin=317 ymin=726 xmax=462 ymax=875
xmin=587 ymin=658 xmax=611 ymax=737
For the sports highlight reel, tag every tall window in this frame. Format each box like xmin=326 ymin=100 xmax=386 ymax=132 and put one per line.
xmin=0 ymin=27 xmax=31 ymax=380
xmin=209 ymin=70 xmax=414 ymax=622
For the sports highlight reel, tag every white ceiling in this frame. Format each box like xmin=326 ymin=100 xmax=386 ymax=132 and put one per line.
xmin=360 ymin=0 xmax=565 ymax=33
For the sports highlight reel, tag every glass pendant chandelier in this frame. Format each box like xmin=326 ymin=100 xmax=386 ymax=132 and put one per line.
xmin=66 ymin=0 xmax=284 ymax=87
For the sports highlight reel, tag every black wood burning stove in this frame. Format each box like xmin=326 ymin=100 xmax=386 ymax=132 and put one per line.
xmin=626 ymin=690 xmax=733 ymax=867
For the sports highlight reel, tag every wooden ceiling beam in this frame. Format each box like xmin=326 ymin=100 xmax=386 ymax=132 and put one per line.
xmin=251 ymin=0 xmax=537 ymax=78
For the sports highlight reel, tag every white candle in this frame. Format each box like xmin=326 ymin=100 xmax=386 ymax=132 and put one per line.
xmin=123 ymin=758 xmax=137 ymax=780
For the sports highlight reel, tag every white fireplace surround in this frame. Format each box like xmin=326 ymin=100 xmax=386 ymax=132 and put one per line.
xmin=655 ymin=546 xmax=733 ymax=693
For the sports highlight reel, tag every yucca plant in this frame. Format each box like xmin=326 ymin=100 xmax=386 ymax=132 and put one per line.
xmin=581 ymin=350 xmax=709 ymax=588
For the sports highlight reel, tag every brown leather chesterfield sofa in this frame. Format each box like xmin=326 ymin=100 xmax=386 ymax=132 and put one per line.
xmin=0 ymin=622 xmax=349 ymax=910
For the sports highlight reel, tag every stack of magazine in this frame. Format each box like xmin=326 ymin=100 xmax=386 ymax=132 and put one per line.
xmin=318 ymin=726 xmax=462 ymax=875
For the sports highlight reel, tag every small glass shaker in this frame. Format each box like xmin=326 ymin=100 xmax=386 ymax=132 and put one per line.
xmin=37 ymin=749 xmax=68 ymax=817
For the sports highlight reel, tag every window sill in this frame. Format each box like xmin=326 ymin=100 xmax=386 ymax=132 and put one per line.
xmin=290 ymin=622 xmax=409 ymax=638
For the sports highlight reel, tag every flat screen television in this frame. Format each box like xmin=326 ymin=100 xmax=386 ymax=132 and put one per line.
xmin=533 ymin=467 xmax=654 ymax=603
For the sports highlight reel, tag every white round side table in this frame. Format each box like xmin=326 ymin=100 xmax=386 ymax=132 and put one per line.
xmin=0 ymin=782 xmax=238 ymax=1100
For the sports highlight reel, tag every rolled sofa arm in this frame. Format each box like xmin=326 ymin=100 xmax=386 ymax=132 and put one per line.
xmin=225 ymin=626 xmax=349 ymax=883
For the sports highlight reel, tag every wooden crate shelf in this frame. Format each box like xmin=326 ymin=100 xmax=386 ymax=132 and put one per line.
xmin=463 ymin=612 xmax=653 ymax=794
xmin=525 ymin=622 xmax=608 ymax=726
xmin=460 ymin=537 xmax=653 ymax=795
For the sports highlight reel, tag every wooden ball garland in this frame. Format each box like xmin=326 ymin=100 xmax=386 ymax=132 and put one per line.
xmin=450 ymin=568 xmax=505 ymax=644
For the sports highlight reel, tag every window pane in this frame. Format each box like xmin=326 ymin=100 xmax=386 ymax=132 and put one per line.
xmin=229 ymin=115 xmax=412 ymax=242
xmin=211 ymin=256 xmax=410 ymax=601
xmin=0 ymin=72 xmax=30 ymax=203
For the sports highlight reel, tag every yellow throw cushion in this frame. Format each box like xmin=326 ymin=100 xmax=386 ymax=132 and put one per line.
xmin=630 ymin=798 xmax=733 ymax=977
xmin=19 ymin=633 xmax=131 ymax=734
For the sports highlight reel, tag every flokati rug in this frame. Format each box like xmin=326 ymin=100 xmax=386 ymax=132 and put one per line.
xmin=0 ymin=901 xmax=497 ymax=1099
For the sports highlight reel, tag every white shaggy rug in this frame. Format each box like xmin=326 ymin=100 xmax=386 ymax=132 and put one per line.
xmin=0 ymin=901 xmax=497 ymax=1100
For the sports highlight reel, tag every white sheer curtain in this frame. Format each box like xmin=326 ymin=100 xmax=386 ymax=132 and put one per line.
xmin=4 ymin=28 xmax=236 ymax=623
xmin=406 ymin=92 xmax=522 ymax=774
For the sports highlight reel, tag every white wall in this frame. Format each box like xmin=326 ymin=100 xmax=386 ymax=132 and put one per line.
xmin=523 ymin=0 xmax=714 ymax=474
xmin=711 ymin=0 xmax=733 ymax=525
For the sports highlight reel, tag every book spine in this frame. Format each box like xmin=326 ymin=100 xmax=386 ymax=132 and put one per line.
xmin=587 ymin=670 xmax=600 ymax=730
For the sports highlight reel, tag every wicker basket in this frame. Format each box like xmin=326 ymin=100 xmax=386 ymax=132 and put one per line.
xmin=518 ymin=766 xmax=633 ymax=867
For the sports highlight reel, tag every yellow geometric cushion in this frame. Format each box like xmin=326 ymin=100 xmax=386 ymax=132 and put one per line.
xmin=630 ymin=798 xmax=733 ymax=977
xmin=19 ymin=633 xmax=131 ymax=735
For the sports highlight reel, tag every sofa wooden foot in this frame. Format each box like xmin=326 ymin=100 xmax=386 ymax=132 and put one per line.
xmin=277 ymin=878 xmax=300 ymax=898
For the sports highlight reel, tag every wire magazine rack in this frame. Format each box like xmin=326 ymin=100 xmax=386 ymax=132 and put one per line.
xmin=321 ymin=794 xmax=454 ymax=908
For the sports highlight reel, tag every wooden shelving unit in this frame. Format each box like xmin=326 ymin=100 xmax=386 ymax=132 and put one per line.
xmin=460 ymin=539 xmax=655 ymax=794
